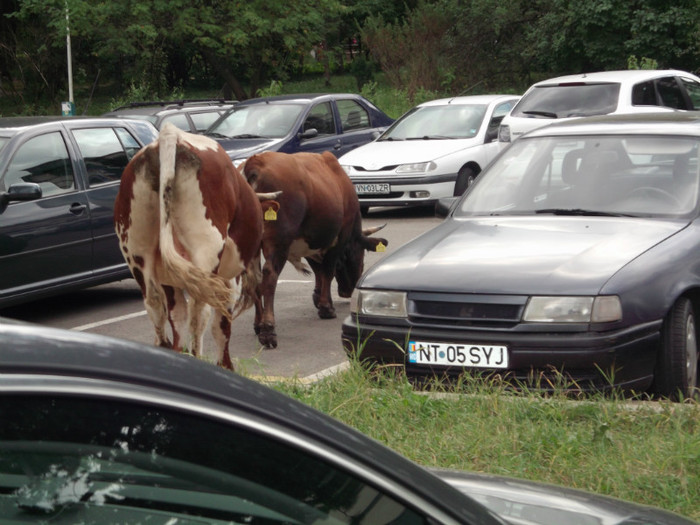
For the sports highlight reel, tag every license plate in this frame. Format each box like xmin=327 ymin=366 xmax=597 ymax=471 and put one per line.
xmin=354 ymin=183 xmax=390 ymax=195
xmin=408 ymin=340 xmax=508 ymax=368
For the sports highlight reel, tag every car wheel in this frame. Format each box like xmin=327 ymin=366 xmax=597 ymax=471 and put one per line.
xmin=454 ymin=166 xmax=477 ymax=196
xmin=653 ymin=297 xmax=699 ymax=400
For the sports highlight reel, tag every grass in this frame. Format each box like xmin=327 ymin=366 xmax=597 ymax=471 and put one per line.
xmin=272 ymin=362 xmax=700 ymax=521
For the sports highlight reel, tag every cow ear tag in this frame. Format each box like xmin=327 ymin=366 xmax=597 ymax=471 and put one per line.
xmin=376 ymin=242 xmax=386 ymax=252
xmin=264 ymin=208 xmax=277 ymax=221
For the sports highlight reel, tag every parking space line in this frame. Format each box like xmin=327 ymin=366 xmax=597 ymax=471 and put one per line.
xmin=72 ymin=311 xmax=147 ymax=331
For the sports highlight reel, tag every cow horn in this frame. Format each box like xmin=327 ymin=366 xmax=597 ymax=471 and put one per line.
xmin=362 ymin=223 xmax=386 ymax=236
xmin=256 ymin=190 xmax=282 ymax=201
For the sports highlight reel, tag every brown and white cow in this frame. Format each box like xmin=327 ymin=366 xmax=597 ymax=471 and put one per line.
xmin=114 ymin=123 xmax=278 ymax=369
xmin=242 ymin=150 xmax=388 ymax=349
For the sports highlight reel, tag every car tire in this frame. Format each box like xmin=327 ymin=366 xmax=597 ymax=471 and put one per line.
xmin=454 ymin=166 xmax=477 ymax=196
xmin=652 ymin=297 xmax=699 ymax=400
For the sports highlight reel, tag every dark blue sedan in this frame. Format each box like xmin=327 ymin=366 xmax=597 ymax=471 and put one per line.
xmin=0 ymin=116 xmax=158 ymax=307
xmin=205 ymin=93 xmax=393 ymax=168
xmin=343 ymin=112 xmax=700 ymax=400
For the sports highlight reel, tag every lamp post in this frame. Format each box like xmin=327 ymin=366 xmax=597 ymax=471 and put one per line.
xmin=62 ymin=2 xmax=75 ymax=115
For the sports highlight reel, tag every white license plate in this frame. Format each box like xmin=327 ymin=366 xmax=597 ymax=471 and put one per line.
xmin=408 ymin=340 xmax=508 ymax=368
xmin=355 ymin=183 xmax=390 ymax=195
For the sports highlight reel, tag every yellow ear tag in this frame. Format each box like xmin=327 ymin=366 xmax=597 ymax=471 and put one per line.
xmin=264 ymin=208 xmax=278 ymax=221
xmin=376 ymin=242 xmax=386 ymax=252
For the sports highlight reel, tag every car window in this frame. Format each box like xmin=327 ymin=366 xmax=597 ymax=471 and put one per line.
xmin=190 ymin=111 xmax=223 ymax=132
xmin=655 ymin=76 xmax=687 ymax=109
xmin=679 ymin=77 xmax=700 ymax=109
xmin=382 ymin=104 xmax=487 ymax=140
xmin=160 ymin=113 xmax=191 ymax=131
xmin=210 ymin=104 xmax=304 ymax=139
xmin=337 ymin=99 xmax=370 ymax=131
xmin=511 ymin=83 xmax=620 ymax=118
xmin=0 ymin=394 xmax=432 ymax=525
xmin=0 ymin=132 xmax=75 ymax=196
xmin=114 ymin=127 xmax=141 ymax=160
xmin=487 ymin=100 xmax=518 ymax=138
xmin=72 ymin=127 xmax=133 ymax=186
xmin=0 ymin=137 xmax=9 ymax=154
xmin=303 ymin=102 xmax=336 ymax=136
xmin=458 ymin=135 xmax=700 ymax=217
xmin=631 ymin=80 xmax=657 ymax=105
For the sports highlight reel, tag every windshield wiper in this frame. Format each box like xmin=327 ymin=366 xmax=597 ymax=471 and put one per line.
xmin=521 ymin=110 xmax=558 ymax=118
xmin=230 ymin=134 xmax=264 ymax=139
xmin=406 ymin=135 xmax=451 ymax=140
xmin=378 ymin=137 xmax=403 ymax=141
xmin=535 ymin=208 xmax=635 ymax=217
xmin=205 ymin=132 xmax=229 ymax=139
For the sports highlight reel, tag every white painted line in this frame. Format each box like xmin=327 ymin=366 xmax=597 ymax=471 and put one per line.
xmin=72 ymin=311 xmax=147 ymax=332
xmin=303 ymin=361 xmax=349 ymax=382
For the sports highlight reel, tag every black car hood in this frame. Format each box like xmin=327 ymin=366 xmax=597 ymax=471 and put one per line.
xmin=209 ymin=136 xmax=283 ymax=160
xmin=362 ymin=217 xmax=687 ymax=295
xmin=433 ymin=469 xmax=696 ymax=525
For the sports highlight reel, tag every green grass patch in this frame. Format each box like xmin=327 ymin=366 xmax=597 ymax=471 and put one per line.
xmin=272 ymin=362 xmax=700 ymax=521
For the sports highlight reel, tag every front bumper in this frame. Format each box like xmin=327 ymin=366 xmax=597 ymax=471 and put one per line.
xmin=341 ymin=315 xmax=661 ymax=393
xmin=351 ymin=173 xmax=456 ymax=207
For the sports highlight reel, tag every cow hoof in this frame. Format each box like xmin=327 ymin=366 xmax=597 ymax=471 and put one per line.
xmin=318 ymin=305 xmax=337 ymax=319
xmin=258 ymin=324 xmax=278 ymax=349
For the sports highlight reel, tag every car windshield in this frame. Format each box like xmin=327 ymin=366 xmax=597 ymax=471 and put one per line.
xmin=207 ymin=104 xmax=304 ymax=139
xmin=0 ymin=137 xmax=8 ymax=154
xmin=379 ymin=104 xmax=487 ymax=140
xmin=511 ymin=83 xmax=620 ymax=118
xmin=455 ymin=134 xmax=700 ymax=218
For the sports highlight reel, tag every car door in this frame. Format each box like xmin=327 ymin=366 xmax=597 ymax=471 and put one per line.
xmin=335 ymin=98 xmax=376 ymax=157
xmin=70 ymin=125 xmax=142 ymax=274
xmin=295 ymin=101 xmax=344 ymax=155
xmin=0 ymin=129 xmax=92 ymax=300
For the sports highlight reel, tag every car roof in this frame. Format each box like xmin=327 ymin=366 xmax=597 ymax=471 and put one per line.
xmin=531 ymin=69 xmax=699 ymax=87
xmin=522 ymin=111 xmax=700 ymax=139
xmin=0 ymin=318 xmax=497 ymax=524
xmin=418 ymin=94 xmax=520 ymax=107
xmin=237 ymin=93 xmax=363 ymax=106
xmin=107 ymin=99 xmax=236 ymax=115
xmin=0 ymin=115 xmax=153 ymax=135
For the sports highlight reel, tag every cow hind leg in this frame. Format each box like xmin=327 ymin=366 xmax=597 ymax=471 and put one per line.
xmin=211 ymin=308 xmax=234 ymax=370
xmin=187 ymin=299 xmax=211 ymax=359
xmin=163 ymin=285 xmax=187 ymax=350
xmin=144 ymin=279 xmax=174 ymax=348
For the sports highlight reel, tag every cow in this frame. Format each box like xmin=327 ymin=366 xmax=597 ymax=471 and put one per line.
xmin=242 ymin=150 xmax=388 ymax=349
xmin=114 ymin=123 xmax=279 ymax=370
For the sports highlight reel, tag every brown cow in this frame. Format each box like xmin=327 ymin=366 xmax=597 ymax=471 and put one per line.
xmin=242 ymin=151 xmax=388 ymax=349
xmin=114 ymin=123 xmax=278 ymax=369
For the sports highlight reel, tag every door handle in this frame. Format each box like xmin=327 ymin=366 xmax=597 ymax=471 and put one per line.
xmin=69 ymin=202 xmax=87 ymax=215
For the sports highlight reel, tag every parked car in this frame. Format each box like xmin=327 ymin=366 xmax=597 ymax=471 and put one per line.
xmin=104 ymin=98 xmax=236 ymax=133
xmin=342 ymin=112 xmax=700 ymax=401
xmin=205 ymin=93 xmax=394 ymax=167
xmin=339 ymin=95 xmax=519 ymax=212
xmin=499 ymin=69 xmax=700 ymax=143
xmin=0 ymin=116 xmax=158 ymax=307
xmin=0 ymin=318 xmax=694 ymax=525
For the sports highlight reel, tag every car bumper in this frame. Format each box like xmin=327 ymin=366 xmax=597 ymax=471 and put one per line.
xmin=351 ymin=173 xmax=456 ymax=207
xmin=341 ymin=316 xmax=661 ymax=392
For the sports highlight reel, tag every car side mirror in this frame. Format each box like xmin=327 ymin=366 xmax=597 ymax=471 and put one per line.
xmin=435 ymin=196 xmax=459 ymax=218
xmin=299 ymin=128 xmax=318 ymax=140
xmin=0 ymin=183 xmax=42 ymax=212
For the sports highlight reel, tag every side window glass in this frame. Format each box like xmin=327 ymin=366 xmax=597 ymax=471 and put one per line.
xmin=656 ymin=77 xmax=687 ymax=109
xmin=161 ymin=113 xmax=190 ymax=131
xmin=1 ymin=395 xmax=432 ymax=525
xmin=114 ymin=127 xmax=141 ymax=160
xmin=73 ymin=127 xmax=130 ymax=186
xmin=487 ymin=100 xmax=518 ymax=138
xmin=337 ymin=99 xmax=370 ymax=132
xmin=303 ymin=102 xmax=336 ymax=136
xmin=632 ymin=80 xmax=657 ymax=105
xmin=191 ymin=111 xmax=222 ymax=132
xmin=1 ymin=132 xmax=75 ymax=196
xmin=680 ymin=77 xmax=700 ymax=109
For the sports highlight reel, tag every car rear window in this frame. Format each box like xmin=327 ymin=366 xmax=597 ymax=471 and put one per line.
xmin=511 ymin=83 xmax=620 ymax=118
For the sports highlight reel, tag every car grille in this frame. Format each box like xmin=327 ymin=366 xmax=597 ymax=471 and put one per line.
xmin=408 ymin=292 xmax=527 ymax=328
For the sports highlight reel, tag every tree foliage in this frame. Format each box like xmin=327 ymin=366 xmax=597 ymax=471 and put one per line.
xmin=1 ymin=0 xmax=700 ymax=110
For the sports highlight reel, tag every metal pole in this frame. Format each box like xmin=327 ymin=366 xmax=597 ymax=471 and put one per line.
xmin=66 ymin=3 xmax=74 ymax=104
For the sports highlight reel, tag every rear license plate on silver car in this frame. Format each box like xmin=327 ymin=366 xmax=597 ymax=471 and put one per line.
xmin=408 ymin=340 xmax=508 ymax=368
xmin=354 ymin=183 xmax=390 ymax=195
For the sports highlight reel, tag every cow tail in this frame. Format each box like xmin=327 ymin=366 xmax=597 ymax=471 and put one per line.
xmin=157 ymin=123 xmax=233 ymax=318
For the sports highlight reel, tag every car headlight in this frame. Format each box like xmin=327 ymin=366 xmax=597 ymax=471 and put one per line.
xmin=351 ymin=290 xmax=407 ymax=318
xmin=498 ymin=125 xmax=511 ymax=143
xmin=523 ymin=296 xmax=621 ymax=323
xmin=395 ymin=161 xmax=437 ymax=174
